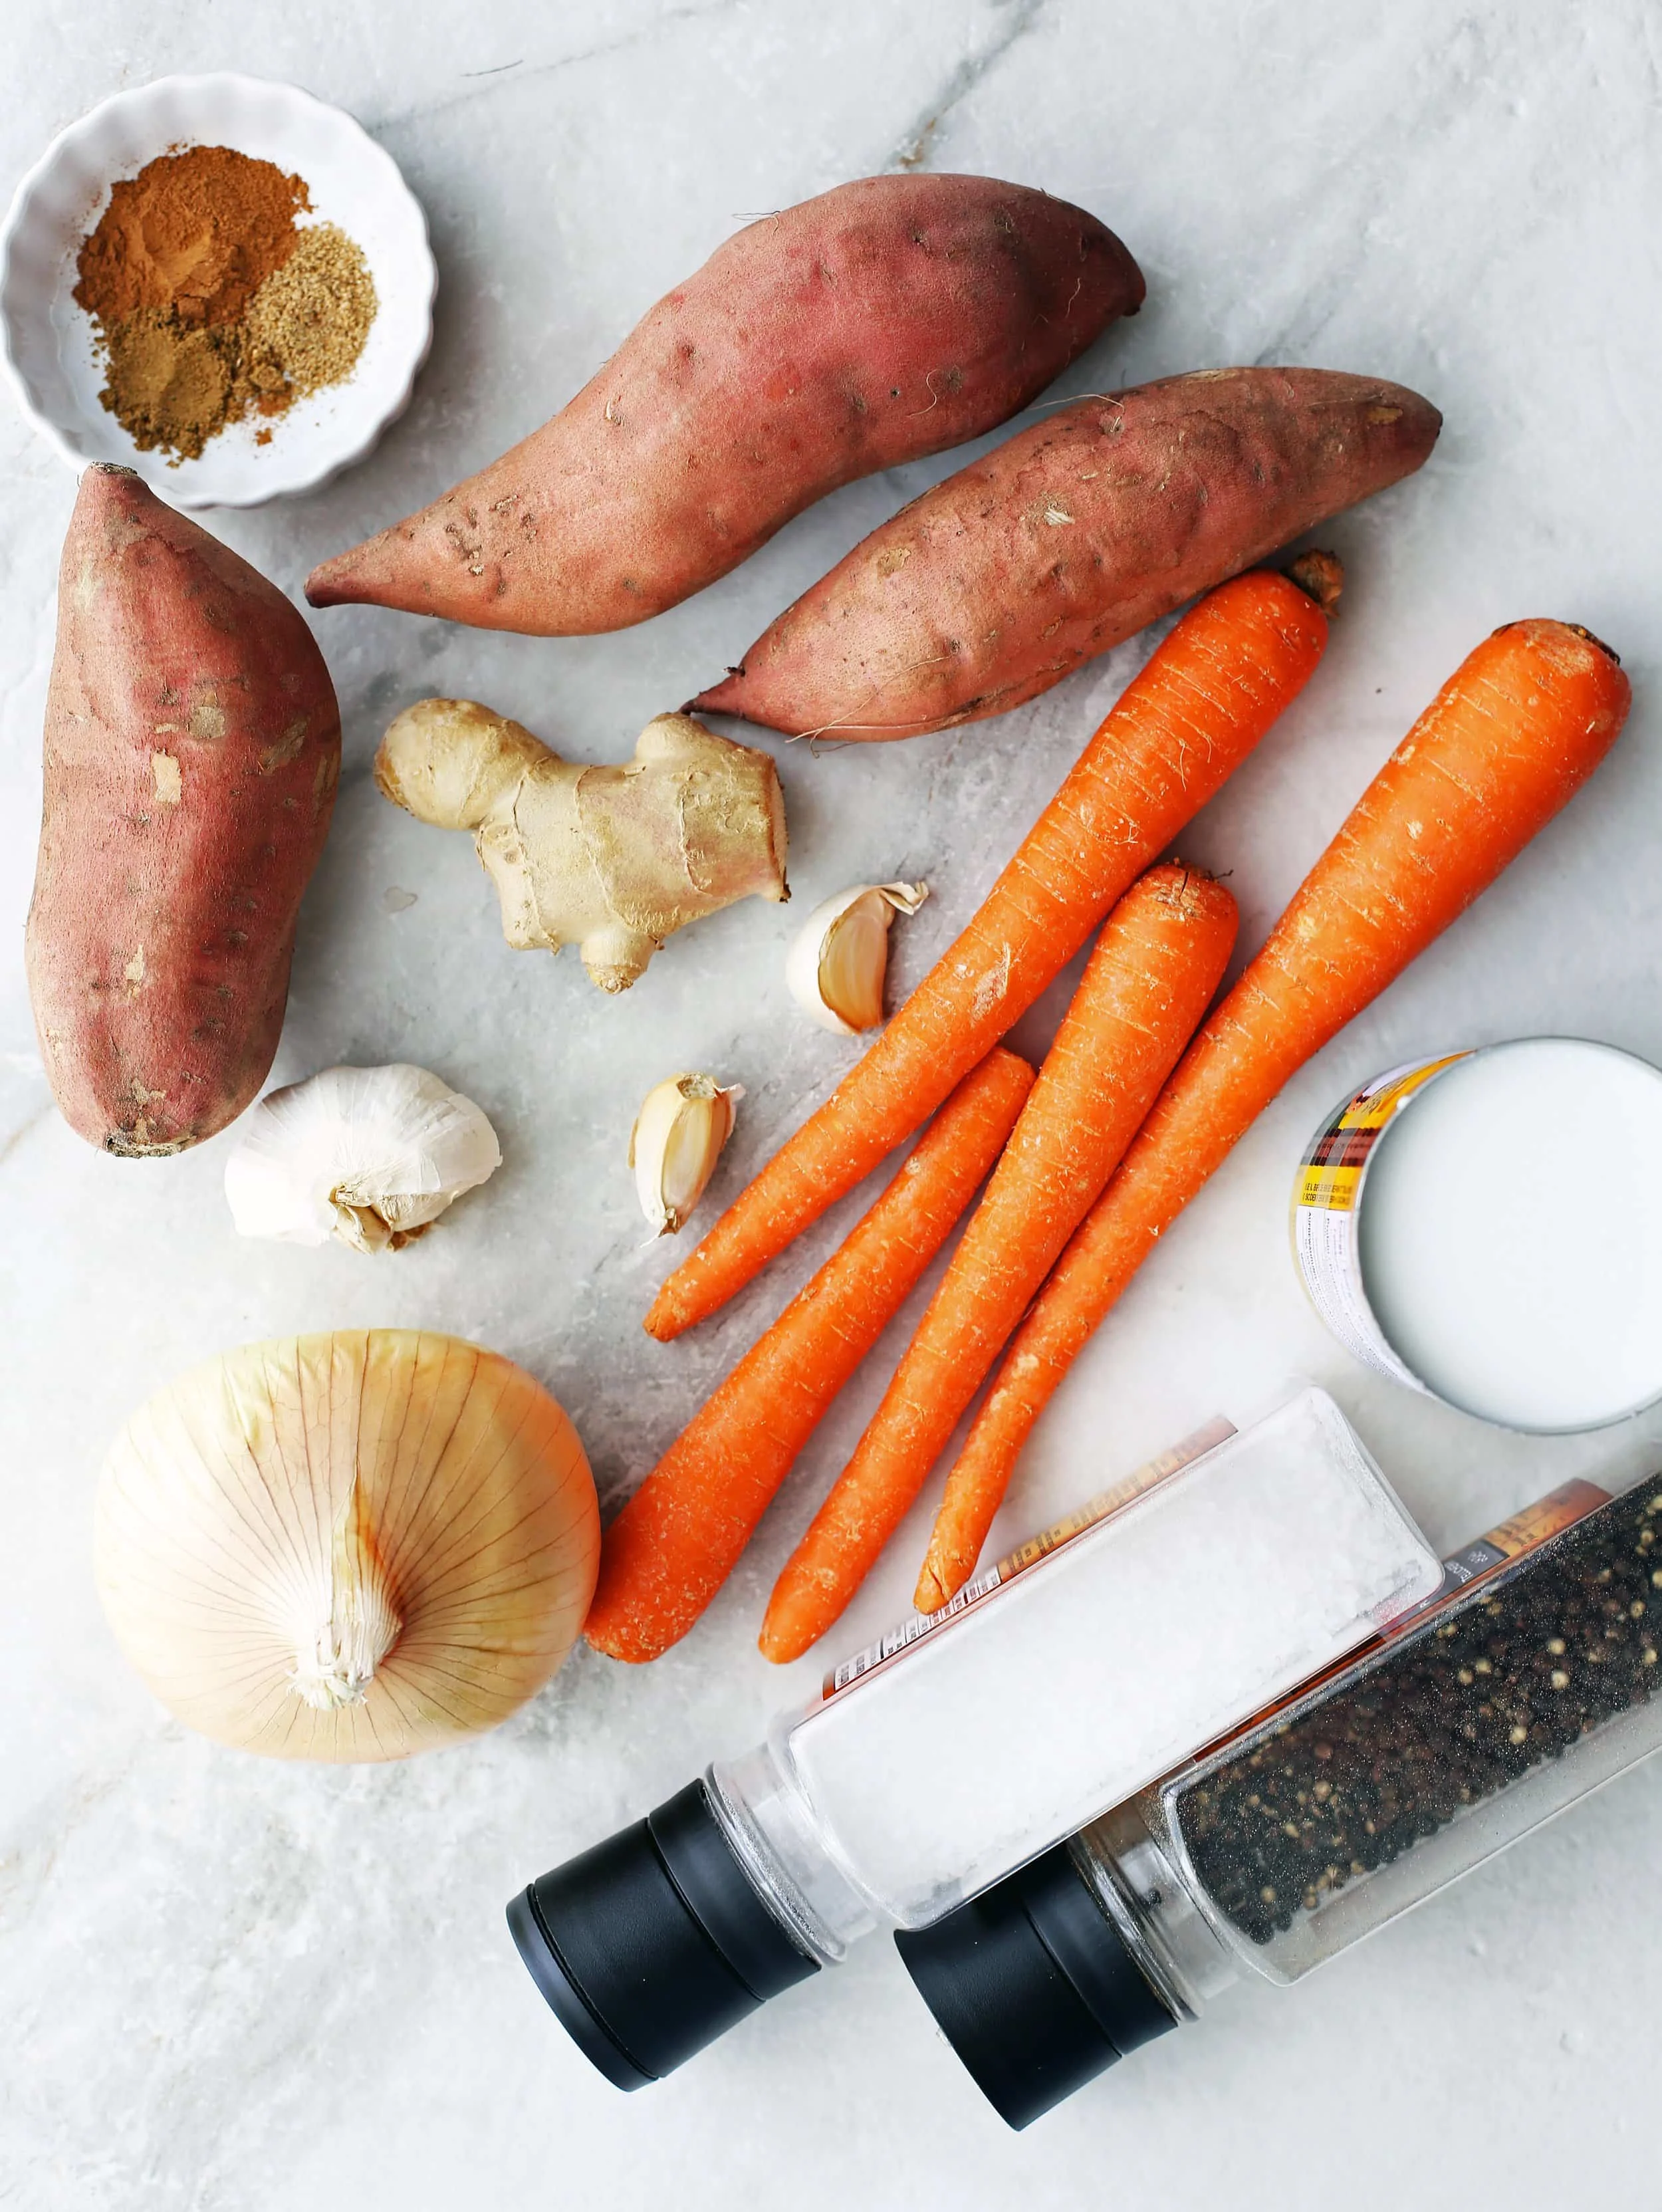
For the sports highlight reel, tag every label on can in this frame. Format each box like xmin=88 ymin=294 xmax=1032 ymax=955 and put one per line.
xmin=819 ymin=1416 xmax=1237 ymax=1700
xmin=1292 ymin=1054 xmax=1471 ymax=1391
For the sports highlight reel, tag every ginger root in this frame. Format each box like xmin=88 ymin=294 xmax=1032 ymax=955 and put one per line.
xmin=374 ymin=702 xmax=788 ymax=991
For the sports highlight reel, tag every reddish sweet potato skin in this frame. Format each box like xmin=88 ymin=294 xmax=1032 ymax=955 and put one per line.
xmin=693 ymin=367 xmax=1442 ymax=739
xmin=304 ymin=175 xmax=1143 ymax=635
xmin=26 ymin=467 xmax=341 ymax=1156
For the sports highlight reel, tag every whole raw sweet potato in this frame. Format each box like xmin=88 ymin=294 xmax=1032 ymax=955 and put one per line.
xmin=693 ymin=367 xmax=1442 ymax=738
xmin=27 ymin=466 xmax=341 ymax=1156
xmin=304 ymin=174 xmax=1143 ymax=635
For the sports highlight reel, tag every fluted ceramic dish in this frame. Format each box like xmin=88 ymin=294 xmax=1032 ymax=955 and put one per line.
xmin=0 ymin=74 xmax=435 ymax=507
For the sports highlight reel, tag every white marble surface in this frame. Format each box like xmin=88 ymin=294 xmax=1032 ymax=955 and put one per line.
xmin=4 ymin=3 xmax=1661 ymax=2205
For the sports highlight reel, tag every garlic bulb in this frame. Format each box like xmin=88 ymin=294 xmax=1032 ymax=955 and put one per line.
xmin=630 ymin=1072 xmax=741 ymax=1235
xmin=94 ymin=1331 xmax=599 ymax=1762
xmin=223 ymin=1064 xmax=501 ymax=1253
xmin=786 ymin=882 xmax=929 ymax=1035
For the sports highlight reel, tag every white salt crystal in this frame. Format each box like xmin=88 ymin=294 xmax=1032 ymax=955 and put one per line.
xmin=775 ymin=1388 xmax=1441 ymax=1927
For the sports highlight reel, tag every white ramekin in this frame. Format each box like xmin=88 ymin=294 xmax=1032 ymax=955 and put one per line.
xmin=0 ymin=73 xmax=437 ymax=507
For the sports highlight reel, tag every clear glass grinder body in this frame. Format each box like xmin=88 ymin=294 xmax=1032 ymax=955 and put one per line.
xmin=1072 ymin=1469 xmax=1662 ymax=2019
xmin=705 ymin=1388 xmax=1442 ymax=1958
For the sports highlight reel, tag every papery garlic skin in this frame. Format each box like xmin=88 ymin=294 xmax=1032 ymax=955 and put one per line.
xmin=631 ymin=1072 xmax=741 ymax=1235
xmin=94 ymin=1332 xmax=600 ymax=1763
xmin=223 ymin=1064 xmax=502 ymax=1253
xmin=786 ymin=882 xmax=929 ymax=1035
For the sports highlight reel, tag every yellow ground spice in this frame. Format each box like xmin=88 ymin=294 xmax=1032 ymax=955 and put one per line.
xmin=92 ymin=310 xmax=241 ymax=461
xmin=75 ymin=146 xmax=379 ymax=463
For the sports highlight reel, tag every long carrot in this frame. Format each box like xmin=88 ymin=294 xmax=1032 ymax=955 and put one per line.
xmin=758 ymin=864 xmax=1239 ymax=1663
xmin=918 ymin=619 xmax=1632 ymax=1603
xmin=584 ymin=1047 xmax=1033 ymax=1661
xmin=644 ymin=566 xmax=1335 ymax=1342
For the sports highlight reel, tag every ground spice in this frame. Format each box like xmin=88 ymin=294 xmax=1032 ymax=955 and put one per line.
xmin=1173 ymin=1483 xmax=1662 ymax=1945
xmin=93 ymin=309 xmax=241 ymax=461
xmin=74 ymin=145 xmax=308 ymax=328
xmin=74 ymin=146 xmax=377 ymax=463
xmin=242 ymin=226 xmax=377 ymax=400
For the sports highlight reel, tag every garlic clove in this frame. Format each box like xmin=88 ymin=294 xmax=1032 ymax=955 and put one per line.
xmin=631 ymin=1072 xmax=742 ymax=1235
xmin=786 ymin=882 xmax=929 ymax=1035
xmin=223 ymin=1064 xmax=502 ymax=1253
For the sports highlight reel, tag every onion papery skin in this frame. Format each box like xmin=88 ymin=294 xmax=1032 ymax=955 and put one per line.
xmin=94 ymin=1330 xmax=600 ymax=1762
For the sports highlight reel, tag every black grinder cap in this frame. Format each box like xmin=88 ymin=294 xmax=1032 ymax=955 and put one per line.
xmin=507 ymin=1779 xmax=819 ymax=2088
xmin=895 ymin=1841 xmax=1176 ymax=2128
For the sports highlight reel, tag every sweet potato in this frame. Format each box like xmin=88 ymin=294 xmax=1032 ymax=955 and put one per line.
xmin=26 ymin=465 xmax=341 ymax=1156
xmin=693 ymin=367 xmax=1441 ymax=738
xmin=304 ymin=175 xmax=1143 ymax=635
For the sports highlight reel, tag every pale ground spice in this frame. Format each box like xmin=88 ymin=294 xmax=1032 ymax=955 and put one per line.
xmin=242 ymin=225 xmax=378 ymax=401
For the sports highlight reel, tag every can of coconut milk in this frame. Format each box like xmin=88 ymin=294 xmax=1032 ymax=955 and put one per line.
xmin=1292 ymin=1037 xmax=1662 ymax=1433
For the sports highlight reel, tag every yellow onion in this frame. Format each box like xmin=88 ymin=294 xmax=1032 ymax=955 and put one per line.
xmin=94 ymin=1330 xmax=598 ymax=1761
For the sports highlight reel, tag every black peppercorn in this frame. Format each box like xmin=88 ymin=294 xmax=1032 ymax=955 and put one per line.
xmin=1173 ymin=1487 xmax=1662 ymax=1947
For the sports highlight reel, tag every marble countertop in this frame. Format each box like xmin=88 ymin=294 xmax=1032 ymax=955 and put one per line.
xmin=5 ymin=4 xmax=1661 ymax=2206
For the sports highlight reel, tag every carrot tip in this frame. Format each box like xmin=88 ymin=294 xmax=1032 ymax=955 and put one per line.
xmin=582 ymin=1619 xmax=648 ymax=1663
xmin=913 ymin=1561 xmax=951 ymax=1614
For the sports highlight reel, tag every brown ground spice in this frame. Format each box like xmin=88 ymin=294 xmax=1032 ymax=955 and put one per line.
xmin=74 ymin=146 xmax=378 ymax=462
xmin=75 ymin=144 xmax=308 ymax=328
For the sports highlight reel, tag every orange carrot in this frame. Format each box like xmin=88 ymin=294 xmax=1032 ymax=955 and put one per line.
xmin=759 ymin=864 xmax=1239 ymax=1663
xmin=644 ymin=566 xmax=1334 ymax=1342
xmin=919 ymin=619 xmax=1632 ymax=1601
xmin=584 ymin=1047 xmax=1033 ymax=1661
